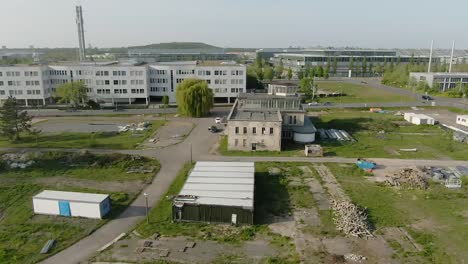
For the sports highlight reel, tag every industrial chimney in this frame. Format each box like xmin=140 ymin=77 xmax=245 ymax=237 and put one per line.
xmin=76 ymin=5 xmax=86 ymax=61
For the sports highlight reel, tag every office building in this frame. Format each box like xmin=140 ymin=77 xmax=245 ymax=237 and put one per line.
xmin=0 ymin=60 xmax=246 ymax=106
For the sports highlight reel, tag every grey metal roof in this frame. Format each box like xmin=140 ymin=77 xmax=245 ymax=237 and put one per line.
xmin=176 ymin=162 xmax=255 ymax=210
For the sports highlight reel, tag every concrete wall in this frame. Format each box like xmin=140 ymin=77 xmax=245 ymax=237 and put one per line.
xmin=227 ymin=120 xmax=282 ymax=151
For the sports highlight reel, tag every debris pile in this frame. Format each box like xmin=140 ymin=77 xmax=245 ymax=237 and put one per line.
xmin=344 ymin=253 xmax=367 ymax=263
xmin=1 ymin=152 xmax=41 ymax=169
xmin=385 ymin=167 xmax=428 ymax=189
xmin=118 ymin=121 xmax=151 ymax=133
xmin=331 ymin=199 xmax=373 ymax=239
xmin=430 ymin=167 xmax=462 ymax=188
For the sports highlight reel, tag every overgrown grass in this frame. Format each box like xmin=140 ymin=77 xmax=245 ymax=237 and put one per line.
xmin=314 ymin=82 xmax=416 ymax=103
xmin=0 ymin=120 xmax=165 ymax=149
xmin=313 ymin=109 xmax=468 ymax=160
xmin=326 ymin=163 xmax=468 ymax=263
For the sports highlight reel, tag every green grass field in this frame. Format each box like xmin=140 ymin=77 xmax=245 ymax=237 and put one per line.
xmin=220 ymin=109 xmax=467 ymax=160
xmin=0 ymin=152 xmax=159 ymax=264
xmin=327 ymin=163 xmax=468 ymax=263
xmin=0 ymin=120 xmax=165 ymax=149
xmin=314 ymin=82 xmax=416 ymax=103
xmin=314 ymin=110 xmax=468 ymax=160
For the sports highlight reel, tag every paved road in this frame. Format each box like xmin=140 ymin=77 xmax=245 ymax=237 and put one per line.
xmin=40 ymin=117 xmax=218 ymax=264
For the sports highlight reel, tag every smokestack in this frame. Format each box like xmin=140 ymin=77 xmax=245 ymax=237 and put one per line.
xmin=76 ymin=5 xmax=86 ymax=61
xmin=449 ymin=40 xmax=455 ymax=73
xmin=428 ymin=40 xmax=433 ymax=73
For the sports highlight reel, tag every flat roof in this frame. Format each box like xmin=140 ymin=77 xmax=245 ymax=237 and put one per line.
xmin=405 ymin=113 xmax=434 ymax=119
xmin=175 ymin=162 xmax=255 ymax=210
xmin=230 ymin=109 xmax=282 ymax=122
xmin=33 ymin=190 xmax=109 ymax=204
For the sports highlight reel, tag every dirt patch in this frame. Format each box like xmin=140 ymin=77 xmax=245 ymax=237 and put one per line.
xmin=95 ymin=235 xmax=278 ymax=264
xmin=382 ymin=227 xmax=423 ymax=253
xmin=142 ymin=120 xmax=194 ymax=148
xmin=268 ymin=215 xmax=296 ymax=237
xmin=32 ymin=177 xmax=146 ymax=194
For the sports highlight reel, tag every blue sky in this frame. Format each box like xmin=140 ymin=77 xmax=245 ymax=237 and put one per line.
xmin=1 ymin=0 xmax=467 ymax=49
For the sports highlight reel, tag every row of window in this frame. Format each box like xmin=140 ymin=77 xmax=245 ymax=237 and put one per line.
xmin=150 ymin=78 xmax=168 ymax=84
xmin=235 ymin=127 xmax=274 ymax=135
xmin=96 ymin=88 xmax=145 ymax=95
xmin=150 ymin=87 xmax=174 ymax=92
xmin=0 ymin=90 xmax=41 ymax=96
xmin=149 ymin=69 xmax=167 ymax=75
xmin=176 ymin=69 xmax=195 ymax=75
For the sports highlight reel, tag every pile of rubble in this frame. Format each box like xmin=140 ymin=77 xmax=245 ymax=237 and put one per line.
xmin=118 ymin=121 xmax=151 ymax=133
xmin=385 ymin=167 xmax=429 ymax=189
xmin=331 ymin=199 xmax=373 ymax=239
xmin=1 ymin=152 xmax=41 ymax=169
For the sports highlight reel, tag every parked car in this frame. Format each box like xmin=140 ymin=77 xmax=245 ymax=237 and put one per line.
xmin=308 ymin=102 xmax=320 ymax=106
xmin=422 ymin=95 xmax=433 ymax=100
xmin=323 ymin=102 xmax=332 ymax=106
xmin=215 ymin=117 xmax=222 ymax=124
xmin=208 ymin=126 xmax=218 ymax=133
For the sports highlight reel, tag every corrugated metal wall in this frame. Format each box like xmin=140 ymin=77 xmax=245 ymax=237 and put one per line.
xmin=172 ymin=204 xmax=253 ymax=225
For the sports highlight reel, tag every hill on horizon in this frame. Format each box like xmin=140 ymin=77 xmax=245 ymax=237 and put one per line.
xmin=129 ymin=42 xmax=222 ymax=50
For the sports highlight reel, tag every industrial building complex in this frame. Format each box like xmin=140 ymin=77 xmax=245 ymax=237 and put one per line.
xmin=0 ymin=60 xmax=246 ymax=106
xmin=173 ymin=162 xmax=255 ymax=225
xmin=409 ymin=72 xmax=468 ymax=90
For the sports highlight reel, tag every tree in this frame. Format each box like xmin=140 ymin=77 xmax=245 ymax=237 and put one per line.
xmin=176 ymin=79 xmax=213 ymax=117
xmin=316 ymin=66 xmax=324 ymax=78
xmin=326 ymin=57 xmax=331 ymax=76
xmin=297 ymin=70 xmax=305 ymax=80
xmin=162 ymin=95 xmax=169 ymax=107
xmin=264 ymin=66 xmax=274 ymax=81
xmin=255 ymin=66 xmax=264 ymax=81
xmin=299 ymin=78 xmax=315 ymax=100
xmin=323 ymin=68 xmax=330 ymax=79
xmin=310 ymin=67 xmax=316 ymax=78
xmin=54 ymin=81 xmax=88 ymax=107
xmin=332 ymin=57 xmax=338 ymax=74
xmin=0 ymin=97 xmax=33 ymax=141
xmin=287 ymin=68 xmax=293 ymax=80
xmin=362 ymin=57 xmax=368 ymax=74
xmin=247 ymin=67 xmax=263 ymax=89
xmin=275 ymin=59 xmax=284 ymax=78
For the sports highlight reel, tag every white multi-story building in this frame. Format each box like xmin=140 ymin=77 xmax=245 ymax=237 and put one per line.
xmin=148 ymin=61 xmax=245 ymax=103
xmin=0 ymin=61 xmax=246 ymax=106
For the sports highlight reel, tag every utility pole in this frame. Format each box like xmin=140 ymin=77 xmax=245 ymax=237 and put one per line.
xmin=428 ymin=40 xmax=434 ymax=73
xmin=144 ymin=193 xmax=149 ymax=224
xmin=449 ymin=40 xmax=455 ymax=73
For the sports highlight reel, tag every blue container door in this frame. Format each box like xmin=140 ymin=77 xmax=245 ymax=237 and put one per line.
xmin=58 ymin=200 xmax=71 ymax=217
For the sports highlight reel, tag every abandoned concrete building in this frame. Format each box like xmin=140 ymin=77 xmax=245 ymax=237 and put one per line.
xmin=226 ymin=93 xmax=316 ymax=151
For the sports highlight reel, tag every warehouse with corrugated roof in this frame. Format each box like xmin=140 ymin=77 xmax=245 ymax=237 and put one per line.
xmin=172 ymin=161 xmax=255 ymax=225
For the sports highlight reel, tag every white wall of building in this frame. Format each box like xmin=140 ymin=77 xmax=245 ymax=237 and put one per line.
xmin=0 ymin=61 xmax=246 ymax=105
xmin=456 ymin=115 xmax=468 ymax=127
xmin=32 ymin=198 xmax=108 ymax=219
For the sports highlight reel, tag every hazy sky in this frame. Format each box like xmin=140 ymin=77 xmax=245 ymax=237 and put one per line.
xmin=1 ymin=0 xmax=467 ymax=49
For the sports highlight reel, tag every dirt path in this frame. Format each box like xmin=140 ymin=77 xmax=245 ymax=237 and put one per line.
xmin=313 ymin=164 xmax=349 ymax=200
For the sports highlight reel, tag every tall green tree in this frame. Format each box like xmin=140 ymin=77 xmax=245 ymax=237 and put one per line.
xmin=299 ymin=78 xmax=315 ymax=100
xmin=255 ymin=67 xmax=264 ymax=81
xmin=275 ymin=59 xmax=284 ymax=78
xmin=162 ymin=95 xmax=169 ymax=107
xmin=287 ymin=68 xmax=293 ymax=80
xmin=323 ymin=68 xmax=330 ymax=79
xmin=54 ymin=81 xmax=88 ymax=107
xmin=362 ymin=57 xmax=368 ymax=73
xmin=264 ymin=66 xmax=274 ymax=81
xmin=0 ymin=97 xmax=33 ymax=141
xmin=316 ymin=66 xmax=324 ymax=77
xmin=176 ymin=79 xmax=213 ymax=117
xmin=326 ymin=57 xmax=331 ymax=75
xmin=297 ymin=70 xmax=305 ymax=80
xmin=332 ymin=57 xmax=338 ymax=74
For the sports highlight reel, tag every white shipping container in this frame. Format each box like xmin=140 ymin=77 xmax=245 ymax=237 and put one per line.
xmin=456 ymin=115 xmax=468 ymax=127
xmin=33 ymin=190 xmax=111 ymax=219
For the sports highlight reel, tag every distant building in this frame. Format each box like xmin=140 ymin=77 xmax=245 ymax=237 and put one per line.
xmin=0 ymin=60 xmax=246 ymax=106
xmin=120 ymin=47 xmax=238 ymax=62
xmin=226 ymin=92 xmax=316 ymax=151
xmin=404 ymin=113 xmax=435 ymax=125
xmin=409 ymin=72 xmax=468 ymax=91
xmin=267 ymin=82 xmax=299 ymax=97
xmin=173 ymin=161 xmax=254 ymax=225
